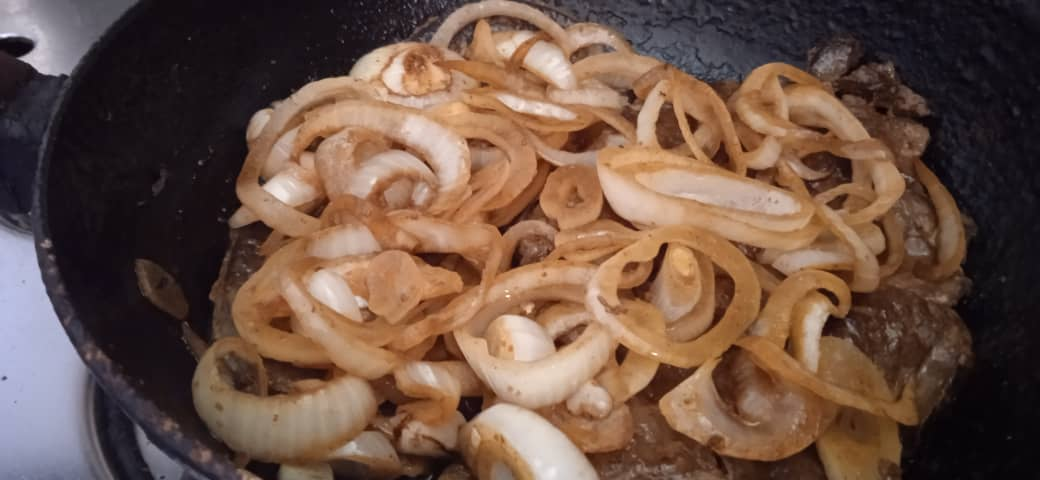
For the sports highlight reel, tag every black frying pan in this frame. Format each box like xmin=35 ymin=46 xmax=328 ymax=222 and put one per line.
xmin=2 ymin=0 xmax=1040 ymax=478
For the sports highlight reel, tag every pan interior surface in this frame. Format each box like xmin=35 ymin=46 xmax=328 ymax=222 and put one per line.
xmin=35 ymin=0 xmax=1040 ymax=478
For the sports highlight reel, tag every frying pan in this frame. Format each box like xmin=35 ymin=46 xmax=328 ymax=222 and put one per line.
xmin=2 ymin=0 xmax=1039 ymax=478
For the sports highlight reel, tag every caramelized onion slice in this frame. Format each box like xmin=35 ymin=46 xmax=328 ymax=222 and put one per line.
xmin=192 ymin=338 xmax=377 ymax=462
xmin=431 ymin=0 xmax=575 ymax=53
xmin=914 ymin=159 xmax=967 ymax=280
xmin=294 ymin=100 xmax=471 ymax=215
xmin=586 ymin=226 xmax=762 ymax=368
xmin=540 ymin=164 xmax=604 ymax=230
xmin=598 ymin=147 xmax=820 ymax=249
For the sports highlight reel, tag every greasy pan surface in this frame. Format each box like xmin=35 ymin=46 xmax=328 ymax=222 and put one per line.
xmin=33 ymin=0 xmax=1040 ymax=478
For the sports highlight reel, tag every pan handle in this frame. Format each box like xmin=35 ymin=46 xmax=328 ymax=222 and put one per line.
xmin=0 ymin=51 xmax=66 ymax=232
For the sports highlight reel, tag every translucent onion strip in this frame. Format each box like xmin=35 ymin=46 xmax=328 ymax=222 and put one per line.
xmin=914 ymin=159 xmax=967 ymax=280
xmin=586 ymin=226 xmax=762 ymax=368
xmin=192 ymin=338 xmax=378 ymax=462
xmin=539 ymin=165 xmax=604 ymax=230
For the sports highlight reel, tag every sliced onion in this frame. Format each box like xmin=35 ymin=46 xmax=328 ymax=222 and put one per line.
xmin=749 ymin=269 xmax=850 ymax=348
xmin=815 ymin=202 xmax=880 ymax=292
xmin=586 ymin=226 xmax=762 ymax=368
xmin=598 ymin=146 xmax=820 ymax=249
xmin=230 ymin=162 xmax=324 ymax=228
xmin=307 ymin=223 xmax=383 ymax=259
xmin=345 ymin=149 xmax=437 ymax=209
xmin=541 ymin=402 xmax=634 ymax=454
xmin=233 ymin=240 xmax=331 ymax=366
xmin=528 ymin=131 xmax=597 ymax=167
xmin=313 ymin=127 xmax=391 ymax=200
xmin=914 ymin=159 xmax=967 ymax=280
xmin=293 ymin=100 xmax=471 ymax=216
xmin=547 ymin=80 xmax=627 ymax=109
xmin=247 ymin=108 xmax=273 ymax=144
xmin=237 ymin=76 xmax=375 ymax=237
xmin=431 ymin=0 xmax=575 ymax=54
xmin=192 ymin=338 xmax=377 ymax=462
xmin=647 ymin=244 xmax=702 ymax=322
xmin=566 ymin=22 xmax=634 ymax=54
xmin=365 ymin=250 xmax=426 ymax=324
xmin=636 ymin=79 xmax=670 ymax=147
xmin=665 ymin=251 xmax=717 ymax=342
xmin=460 ymin=403 xmax=597 ymax=480
xmin=306 ymin=268 xmax=365 ymax=322
xmin=327 ymin=431 xmax=402 ymax=478
xmin=539 ymin=164 xmax=604 ymax=230
xmin=790 ymin=293 xmax=837 ymax=373
xmin=393 ymin=409 xmax=467 ymax=457
xmin=454 ymin=262 xmax=614 ymax=408
xmin=351 ymin=42 xmax=477 ymax=109
xmin=572 ymin=51 xmax=663 ymax=89
xmin=659 ymin=352 xmax=833 ymax=461
xmin=282 ymin=275 xmax=401 ymax=379
xmin=494 ymin=30 xmax=577 ymax=89
xmin=262 ymin=126 xmax=301 ymax=179
xmin=135 ymin=258 xmax=189 ymax=320
xmin=394 ymin=361 xmax=463 ymax=422
xmin=484 ymin=314 xmax=556 ymax=362
xmin=490 ymin=91 xmax=578 ymax=121
xmin=536 ymin=302 xmax=593 ymax=339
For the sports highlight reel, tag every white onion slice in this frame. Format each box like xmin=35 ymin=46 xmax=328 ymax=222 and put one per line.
xmin=247 ymin=108 xmax=273 ymax=144
xmin=496 ymin=31 xmax=578 ymax=90
xmin=492 ymin=92 xmax=578 ymax=121
xmin=484 ymin=314 xmax=556 ymax=361
xmin=295 ymin=100 xmax=471 ymax=215
xmin=547 ymin=81 xmax=627 ymax=109
xmin=306 ymin=269 xmax=364 ymax=322
xmin=308 ymin=224 xmax=383 ymax=259
xmin=636 ymin=80 xmax=670 ymax=147
xmin=461 ymin=404 xmax=597 ymax=480
xmin=347 ymin=149 xmax=438 ymax=209
xmin=431 ymin=0 xmax=576 ymax=53
xmin=192 ymin=338 xmax=378 ymax=462
xmin=635 ymin=169 xmax=802 ymax=216
xmin=565 ymin=381 xmax=613 ymax=419
xmin=264 ymin=126 xmax=301 ymax=179
xmin=327 ymin=431 xmax=402 ymax=478
xmin=230 ymin=161 xmax=323 ymax=228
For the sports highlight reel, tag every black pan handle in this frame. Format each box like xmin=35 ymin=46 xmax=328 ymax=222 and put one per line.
xmin=0 ymin=51 xmax=66 ymax=231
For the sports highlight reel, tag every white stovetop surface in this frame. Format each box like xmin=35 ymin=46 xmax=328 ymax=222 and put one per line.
xmin=0 ymin=226 xmax=98 ymax=479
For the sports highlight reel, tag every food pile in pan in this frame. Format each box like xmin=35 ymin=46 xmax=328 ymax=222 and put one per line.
xmin=191 ymin=1 xmax=973 ymax=478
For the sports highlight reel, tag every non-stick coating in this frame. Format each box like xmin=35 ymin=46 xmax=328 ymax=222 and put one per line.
xmin=34 ymin=0 xmax=1040 ymax=478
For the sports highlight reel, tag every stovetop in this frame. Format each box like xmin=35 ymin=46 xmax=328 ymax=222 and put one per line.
xmin=0 ymin=1 xmax=189 ymax=478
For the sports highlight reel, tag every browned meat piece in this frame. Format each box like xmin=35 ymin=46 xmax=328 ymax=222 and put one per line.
xmin=804 ymin=152 xmax=853 ymax=196
xmin=884 ymin=272 xmax=972 ymax=308
xmin=808 ymin=34 xmax=864 ymax=82
xmin=208 ymin=223 xmax=268 ymax=339
xmin=835 ymin=62 xmax=930 ymax=118
xmin=826 ymin=286 xmax=973 ymax=420
xmin=890 ymin=182 xmax=939 ymax=263
xmin=589 ymin=394 xmax=727 ymax=480
xmin=841 ymin=95 xmax=930 ymax=174
xmin=514 ymin=234 xmax=554 ymax=266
